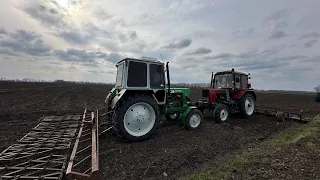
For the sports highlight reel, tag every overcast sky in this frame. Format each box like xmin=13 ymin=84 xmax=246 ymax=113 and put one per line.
xmin=0 ymin=0 xmax=319 ymax=91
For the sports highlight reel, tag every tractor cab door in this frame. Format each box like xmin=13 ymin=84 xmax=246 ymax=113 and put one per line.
xmin=235 ymin=75 xmax=241 ymax=89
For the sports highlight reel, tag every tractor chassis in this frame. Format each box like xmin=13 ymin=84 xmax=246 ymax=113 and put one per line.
xmin=196 ymin=99 xmax=240 ymax=114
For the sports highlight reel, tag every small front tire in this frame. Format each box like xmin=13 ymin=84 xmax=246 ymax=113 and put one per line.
xmin=185 ymin=109 xmax=203 ymax=130
xmin=166 ymin=112 xmax=180 ymax=121
xmin=213 ymin=103 xmax=230 ymax=123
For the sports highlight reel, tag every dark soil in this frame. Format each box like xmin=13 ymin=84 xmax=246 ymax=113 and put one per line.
xmin=0 ymin=82 xmax=319 ymax=179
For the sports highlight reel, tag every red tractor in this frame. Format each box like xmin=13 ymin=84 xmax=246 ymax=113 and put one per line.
xmin=196 ymin=68 xmax=256 ymax=123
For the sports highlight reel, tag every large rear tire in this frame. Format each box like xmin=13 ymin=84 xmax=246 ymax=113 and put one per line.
xmin=314 ymin=93 xmax=320 ymax=103
xmin=112 ymin=94 xmax=161 ymax=142
xmin=238 ymin=93 xmax=255 ymax=118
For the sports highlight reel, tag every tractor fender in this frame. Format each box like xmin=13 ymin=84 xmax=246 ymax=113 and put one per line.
xmin=110 ymin=89 xmax=127 ymax=109
xmin=181 ymin=106 xmax=197 ymax=124
xmin=105 ymin=88 xmax=116 ymax=104
xmin=233 ymin=90 xmax=247 ymax=99
xmin=233 ymin=90 xmax=256 ymax=101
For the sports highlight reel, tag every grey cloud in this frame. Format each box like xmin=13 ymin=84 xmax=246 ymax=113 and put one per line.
xmin=94 ymin=10 xmax=113 ymax=20
xmin=129 ymin=31 xmax=138 ymax=40
xmin=264 ymin=9 xmax=288 ymax=24
xmin=278 ymin=55 xmax=307 ymax=61
xmin=0 ymin=49 xmax=16 ymax=56
xmin=162 ymin=39 xmax=192 ymax=49
xmin=237 ymin=49 xmax=258 ymax=59
xmin=81 ymin=62 xmax=100 ymax=68
xmin=233 ymin=28 xmax=255 ymax=37
xmin=239 ymin=61 xmax=289 ymax=70
xmin=118 ymin=31 xmax=138 ymax=43
xmin=212 ymin=53 xmax=234 ymax=59
xmin=274 ymin=20 xmax=288 ymax=29
xmin=56 ymin=28 xmax=92 ymax=45
xmin=0 ymin=28 xmax=7 ymax=34
xmin=304 ymin=39 xmax=318 ymax=48
xmin=299 ymin=32 xmax=319 ymax=40
xmin=185 ymin=47 xmax=212 ymax=55
xmin=24 ymin=3 xmax=65 ymax=28
xmin=50 ymin=62 xmax=62 ymax=65
xmin=88 ymin=70 xmax=114 ymax=74
xmin=269 ymin=30 xmax=287 ymax=39
xmin=302 ymin=56 xmax=320 ymax=63
xmin=52 ymin=48 xmax=124 ymax=64
xmin=204 ymin=45 xmax=286 ymax=62
xmin=0 ymin=29 xmax=51 ymax=56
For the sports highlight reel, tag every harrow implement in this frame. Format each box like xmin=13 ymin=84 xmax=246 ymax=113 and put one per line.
xmin=255 ymin=106 xmax=309 ymax=123
xmin=0 ymin=115 xmax=81 ymax=180
xmin=65 ymin=108 xmax=112 ymax=180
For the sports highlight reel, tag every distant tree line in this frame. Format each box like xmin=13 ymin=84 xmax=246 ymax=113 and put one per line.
xmin=315 ymin=85 xmax=320 ymax=93
xmin=0 ymin=77 xmax=212 ymax=87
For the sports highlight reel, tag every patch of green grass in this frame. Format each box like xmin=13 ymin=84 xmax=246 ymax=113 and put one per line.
xmin=182 ymin=115 xmax=320 ymax=180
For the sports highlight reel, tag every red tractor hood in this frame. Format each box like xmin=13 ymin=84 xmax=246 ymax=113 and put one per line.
xmin=201 ymin=88 xmax=227 ymax=103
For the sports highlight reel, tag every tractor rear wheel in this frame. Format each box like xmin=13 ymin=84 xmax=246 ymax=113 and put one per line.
xmin=314 ymin=93 xmax=320 ymax=102
xmin=112 ymin=94 xmax=161 ymax=142
xmin=185 ymin=109 xmax=203 ymax=130
xmin=238 ymin=93 xmax=255 ymax=118
xmin=213 ymin=103 xmax=230 ymax=123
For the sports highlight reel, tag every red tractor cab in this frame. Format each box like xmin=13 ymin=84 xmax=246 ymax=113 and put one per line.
xmin=196 ymin=68 xmax=256 ymax=123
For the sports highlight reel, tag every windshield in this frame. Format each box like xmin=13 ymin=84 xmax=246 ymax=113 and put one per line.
xmin=214 ymin=74 xmax=233 ymax=88
xmin=115 ymin=63 xmax=124 ymax=87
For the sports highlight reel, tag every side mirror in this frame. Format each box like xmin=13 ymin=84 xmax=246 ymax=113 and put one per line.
xmin=248 ymin=77 xmax=251 ymax=79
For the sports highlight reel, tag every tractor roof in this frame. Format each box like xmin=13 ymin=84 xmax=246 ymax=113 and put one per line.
xmin=117 ymin=57 xmax=164 ymax=65
xmin=214 ymin=68 xmax=248 ymax=76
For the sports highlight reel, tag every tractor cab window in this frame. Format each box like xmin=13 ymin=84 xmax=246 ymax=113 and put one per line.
xmin=127 ymin=61 xmax=147 ymax=87
xmin=150 ymin=64 xmax=165 ymax=89
xmin=115 ymin=63 xmax=124 ymax=87
xmin=214 ymin=74 xmax=233 ymax=88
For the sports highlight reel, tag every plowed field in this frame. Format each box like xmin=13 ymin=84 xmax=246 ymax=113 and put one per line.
xmin=1 ymin=82 xmax=319 ymax=179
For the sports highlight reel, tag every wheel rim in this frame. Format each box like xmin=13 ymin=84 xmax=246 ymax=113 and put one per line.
xmin=169 ymin=113 xmax=178 ymax=119
xmin=220 ymin=108 xmax=228 ymax=121
xmin=189 ymin=114 xmax=201 ymax=128
xmin=245 ymin=97 xmax=255 ymax=115
xmin=123 ymin=102 xmax=156 ymax=137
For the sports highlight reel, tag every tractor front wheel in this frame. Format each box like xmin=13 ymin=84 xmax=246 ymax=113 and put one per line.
xmin=185 ymin=109 xmax=203 ymax=130
xmin=238 ymin=93 xmax=255 ymax=118
xmin=166 ymin=112 xmax=180 ymax=121
xmin=213 ymin=103 xmax=230 ymax=123
xmin=112 ymin=94 xmax=160 ymax=142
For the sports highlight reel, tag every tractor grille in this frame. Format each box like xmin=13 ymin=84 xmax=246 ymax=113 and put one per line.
xmin=202 ymin=89 xmax=209 ymax=97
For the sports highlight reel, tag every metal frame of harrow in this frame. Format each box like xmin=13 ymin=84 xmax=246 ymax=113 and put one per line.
xmin=65 ymin=108 xmax=113 ymax=180
xmin=255 ymin=106 xmax=309 ymax=123
xmin=0 ymin=115 xmax=81 ymax=180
